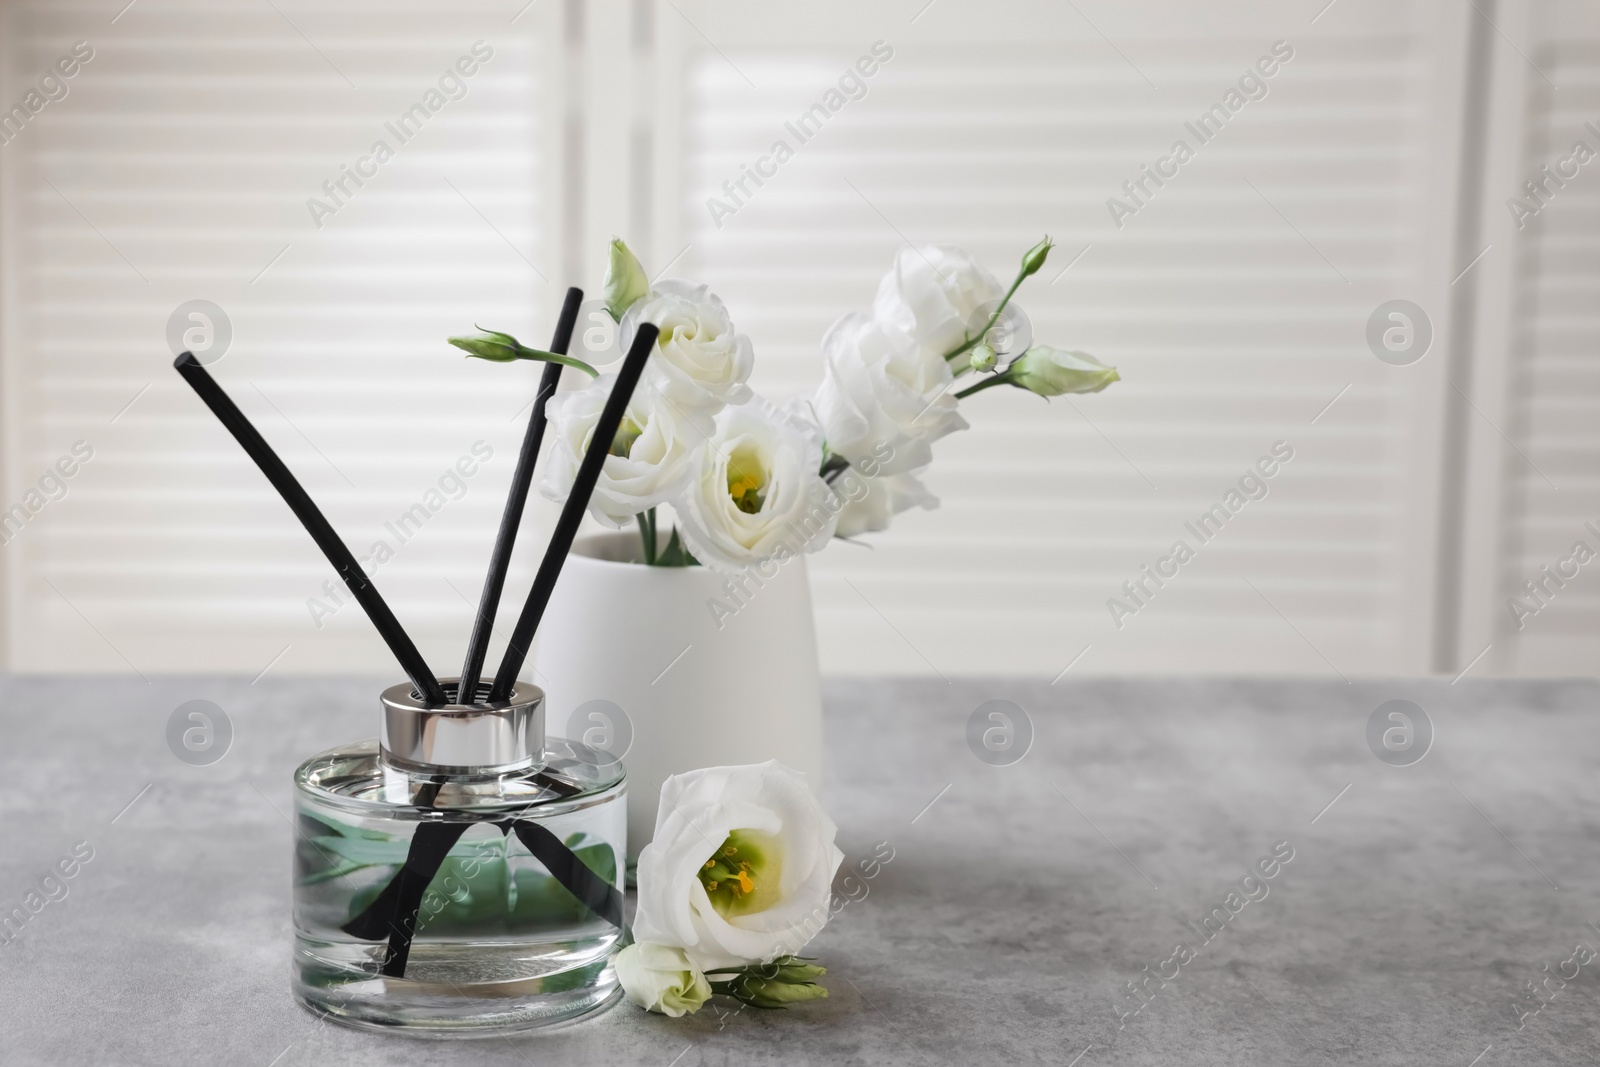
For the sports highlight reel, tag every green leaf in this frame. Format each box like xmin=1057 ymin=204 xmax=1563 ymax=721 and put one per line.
xmin=818 ymin=450 xmax=850 ymax=481
xmin=327 ymin=825 xmax=623 ymax=935
xmin=295 ymin=810 xmax=406 ymax=885
xmin=653 ymin=525 xmax=700 ymax=567
xmin=297 ymin=857 xmax=381 ymax=887
xmin=509 ymin=837 xmax=619 ymax=926
xmin=414 ymin=849 xmax=515 ymax=934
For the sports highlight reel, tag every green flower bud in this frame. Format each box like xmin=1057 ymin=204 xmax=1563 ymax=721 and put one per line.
xmin=1019 ymin=235 xmax=1053 ymax=279
xmin=604 ymin=237 xmax=650 ymax=321
xmin=730 ymin=974 xmax=829 ymax=1009
xmin=448 ymin=326 xmax=600 ymax=377
xmin=970 ymin=343 xmax=997 ymax=373
xmin=775 ymin=961 xmax=828 ymax=983
xmin=448 ymin=328 xmax=520 ymax=362
xmin=708 ymin=955 xmax=830 ymax=1009
xmin=1007 ymin=346 xmax=1119 ymax=397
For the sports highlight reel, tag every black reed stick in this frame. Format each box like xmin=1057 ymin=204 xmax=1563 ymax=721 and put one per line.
xmin=487 ymin=323 xmax=659 ymax=701
xmin=173 ymin=353 xmax=447 ymax=705
xmin=457 ymin=288 xmax=584 ymax=699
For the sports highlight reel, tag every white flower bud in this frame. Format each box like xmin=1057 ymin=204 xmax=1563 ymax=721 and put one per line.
xmin=615 ymin=943 xmax=711 ymax=1017
xmin=1008 ymin=346 xmax=1120 ymax=397
xmin=603 ymin=238 xmax=650 ymax=321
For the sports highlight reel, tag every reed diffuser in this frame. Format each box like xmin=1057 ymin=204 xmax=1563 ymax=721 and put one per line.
xmin=174 ymin=293 xmax=659 ymax=1034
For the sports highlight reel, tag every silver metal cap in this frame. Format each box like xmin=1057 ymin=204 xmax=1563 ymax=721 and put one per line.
xmin=379 ymin=677 xmax=545 ymax=774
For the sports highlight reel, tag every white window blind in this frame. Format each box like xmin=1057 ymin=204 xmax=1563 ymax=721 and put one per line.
xmin=1 ymin=0 xmax=1591 ymax=680
xmin=1490 ymin=0 xmax=1600 ymax=674
xmin=646 ymin=0 xmax=1471 ymax=675
xmin=0 ymin=0 xmax=563 ymax=676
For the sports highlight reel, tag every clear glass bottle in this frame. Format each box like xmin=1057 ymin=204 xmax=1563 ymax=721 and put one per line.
xmin=292 ymin=679 xmax=626 ymax=1034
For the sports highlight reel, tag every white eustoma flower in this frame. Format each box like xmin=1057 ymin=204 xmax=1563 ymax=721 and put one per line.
xmin=831 ymin=466 xmax=938 ymax=538
xmin=614 ymin=943 xmax=711 ymax=1017
xmin=539 ymin=374 xmax=693 ymax=527
xmin=620 ymin=278 xmax=754 ymax=431
xmin=811 ymin=311 xmax=967 ymax=475
xmin=632 ymin=761 xmax=844 ymax=972
xmin=672 ymin=399 xmax=839 ymax=572
xmin=872 ymin=244 xmax=1004 ymax=357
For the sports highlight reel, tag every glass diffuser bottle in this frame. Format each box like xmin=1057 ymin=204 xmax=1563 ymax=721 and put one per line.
xmin=174 ymin=306 xmax=658 ymax=1036
xmin=292 ymin=678 xmax=626 ymax=1034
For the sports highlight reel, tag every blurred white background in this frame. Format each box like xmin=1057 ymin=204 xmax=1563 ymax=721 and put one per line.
xmin=0 ymin=0 xmax=1593 ymax=679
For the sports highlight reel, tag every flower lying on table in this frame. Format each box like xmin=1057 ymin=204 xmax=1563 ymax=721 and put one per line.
xmin=616 ymin=760 xmax=843 ymax=1015
xmin=612 ymin=944 xmax=712 ymax=1017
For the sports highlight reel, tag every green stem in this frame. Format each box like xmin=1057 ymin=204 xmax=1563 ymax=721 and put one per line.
xmin=954 ymin=372 xmax=1013 ymax=399
xmin=636 ymin=508 xmax=657 ymax=565
xmin=943 ymin=271 xmax=1028 ymax=364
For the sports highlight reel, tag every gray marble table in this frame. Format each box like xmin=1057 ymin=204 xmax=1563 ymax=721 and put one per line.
xmin=2 ymin=674 xmax=1597 ymax=1065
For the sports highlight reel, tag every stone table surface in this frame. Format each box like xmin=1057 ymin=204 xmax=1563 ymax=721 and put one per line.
xmin=2 ymin=674 xmax=1598 ymax=1066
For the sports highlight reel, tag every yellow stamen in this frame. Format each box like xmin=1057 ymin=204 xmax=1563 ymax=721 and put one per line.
xmin=734 ymin=870 xmax=754 ymax=894
xmin=726 ymin=449 xmax=767 ymax=515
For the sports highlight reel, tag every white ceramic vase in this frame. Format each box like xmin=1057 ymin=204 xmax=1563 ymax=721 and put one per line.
xmin=530 ymin=531 xmax=824 ymax=858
